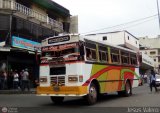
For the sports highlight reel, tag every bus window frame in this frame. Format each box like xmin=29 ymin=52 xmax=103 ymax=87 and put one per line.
xmin=121 ymin=51 xmax=130 ymax=65
xmin=130 ymin=53 xmax=137 ymax=66
xmin=86 ymin=47 xmax=97 ymax=61
xmin=110 ymin=48 xmax=120 ymax=64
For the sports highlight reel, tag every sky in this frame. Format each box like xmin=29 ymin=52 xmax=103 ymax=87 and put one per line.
xmin=53 ymin=0 xmax=160 ymax=38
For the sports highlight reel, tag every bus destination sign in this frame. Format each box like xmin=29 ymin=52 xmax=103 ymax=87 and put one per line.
xmin=48 ymin=36 xmax=70 ymax=44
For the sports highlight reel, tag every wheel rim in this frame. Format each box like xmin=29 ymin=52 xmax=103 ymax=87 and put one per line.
xmin=126 ymin=82 xmax=130 ymax=94
xmin=89 ymin=86 xmax=97 ymax=99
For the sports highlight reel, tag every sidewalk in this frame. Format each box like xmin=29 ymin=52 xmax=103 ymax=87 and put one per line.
xmin=0 ymin=88 xmax=36 ymax=94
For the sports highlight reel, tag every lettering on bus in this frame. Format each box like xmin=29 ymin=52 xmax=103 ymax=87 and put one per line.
xmin=48 ymin=36 xmax=70 ymax=44
xmin=42 ymin=43 xmax=77 ymax=52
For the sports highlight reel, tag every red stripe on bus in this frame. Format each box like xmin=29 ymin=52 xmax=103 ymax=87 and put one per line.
xmin=82 ymin=66 xmax=122 ymax=86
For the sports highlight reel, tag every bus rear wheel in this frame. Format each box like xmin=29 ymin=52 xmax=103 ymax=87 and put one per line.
xmin=84 ymin=83 xmax=98 ymax=105
xmin=124 ymin=80 xmax=132 ymax=96
xmin=118 ymin=81 xmax=132 ymax=97
xmin=50 ymin=96 xmax=64 ymax=104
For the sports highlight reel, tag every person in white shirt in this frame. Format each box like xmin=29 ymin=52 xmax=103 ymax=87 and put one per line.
xmin=149 ymin=70 xmax=158 ymax=92
xmin=21 ymin=69 xmax=30 ymax=91
xmin=13 ymin=70 xmax=19 ymax=89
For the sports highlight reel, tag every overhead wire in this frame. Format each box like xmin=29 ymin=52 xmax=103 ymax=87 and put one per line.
xmin=81 ymin=14 xmax=158 ymax=35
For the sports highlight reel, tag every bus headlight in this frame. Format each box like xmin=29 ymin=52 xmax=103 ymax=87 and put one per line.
xmin=68 ymin=75 xmax=78 ymax=82
xmin=40 ymin=77 xmax=47 ymax=83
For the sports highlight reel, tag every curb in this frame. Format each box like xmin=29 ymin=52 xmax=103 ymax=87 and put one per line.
xmin=0 ymin=90 xmax=36 ymax=94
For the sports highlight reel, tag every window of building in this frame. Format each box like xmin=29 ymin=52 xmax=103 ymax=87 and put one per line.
xmin=136 ymin=41 xmax=137 ymax=44
xmin=150 ymin=51 xmax=156 ymax=55
xmin=111 ymin=48 xmax=120 ymax=63
xmin=158 ymin=57 xmax=160 ymax=62
xmin=154 ymin=59 xmax=156 ymax=62
xmin=0 ymin=15 xmax=10 ymax=30
xmin=12 ymin=16 xmax=56 ymax=43
xmin=128 ymin=36 xmax=129 ymax=40
xmin=103 ymin=36 xmax=107 ymax=40
xmin=158 ymin=49 xmax=160 ymax=55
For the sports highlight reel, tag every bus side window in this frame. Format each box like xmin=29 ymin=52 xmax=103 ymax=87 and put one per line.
xmin=121 ymin=51 xmax=129 ymax=64
xmin=130 ymin=54 xmax=137 ymax=65
xmin=91 ymin=49 xmax=96 ymax=60
xmin=86 ymin=48 xmax=92 ymax=59
xmin=111 ymin=48 xmax=120 ymax=64
xmin=98 ymin=45 xmax=108 ymax=63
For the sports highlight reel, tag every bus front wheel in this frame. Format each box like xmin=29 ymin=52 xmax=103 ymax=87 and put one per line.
xmin=84 ymin=83 xmax=98 ymax=105
xmin=50 ymin=96 xmax=64 ymax=104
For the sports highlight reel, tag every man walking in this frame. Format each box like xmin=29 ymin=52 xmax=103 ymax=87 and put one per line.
xmin=149 ymin=70 xmax=158 ymax=92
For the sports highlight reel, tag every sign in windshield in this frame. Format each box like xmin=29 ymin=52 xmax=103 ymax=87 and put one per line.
xmin=48 ymin=36 xmax=70 ymax=44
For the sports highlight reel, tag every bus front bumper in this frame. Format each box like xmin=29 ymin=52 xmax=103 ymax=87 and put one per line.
xmin=37 ymin=86 xmax=88 ymax=96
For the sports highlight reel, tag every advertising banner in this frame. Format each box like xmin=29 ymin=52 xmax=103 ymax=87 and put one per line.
xmin=12 ymin=36 xmax=41 ymax=52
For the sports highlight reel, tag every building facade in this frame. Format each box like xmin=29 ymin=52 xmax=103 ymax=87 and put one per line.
xmin=0 ymin=0 xmax=70 ymax=87
xmin=139 ymin=36 xmax=160 ymax=73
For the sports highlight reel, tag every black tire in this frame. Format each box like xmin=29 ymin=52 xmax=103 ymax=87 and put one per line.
xmin=50 ymin=96 xmax=64 ymax=104
xmin=84 ymin=83 xmax=98 ymax=105
xmin=117 ymin=91 xmax=125 ymax=96
xmin=124 ymin=80 xmax=132 ymax=97
xmin=118 ymin=81 xmax=132 ymax=97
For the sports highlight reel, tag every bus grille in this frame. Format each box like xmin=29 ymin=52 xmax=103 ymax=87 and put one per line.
xmin=50 ymin=76 xmax=65 ymax=86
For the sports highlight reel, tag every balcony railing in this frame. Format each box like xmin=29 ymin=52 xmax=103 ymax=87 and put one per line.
xmin=0 ymin=0 xmax=63 ymax=32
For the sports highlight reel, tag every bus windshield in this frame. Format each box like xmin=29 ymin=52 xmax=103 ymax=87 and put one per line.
xmin=41 ymin=42 xmax=84 ymax=62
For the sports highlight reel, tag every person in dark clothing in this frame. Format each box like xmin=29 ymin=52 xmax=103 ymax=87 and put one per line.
xmin=149 ymin=70 xmax=158 ymax=92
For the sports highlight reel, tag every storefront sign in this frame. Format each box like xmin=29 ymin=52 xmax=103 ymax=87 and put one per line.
xmin=12 ymin=36 xmax=41 ymax=52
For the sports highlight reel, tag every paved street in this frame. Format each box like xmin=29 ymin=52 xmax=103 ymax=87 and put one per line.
xmin=0 ymin=84 xmax=160 ymax=113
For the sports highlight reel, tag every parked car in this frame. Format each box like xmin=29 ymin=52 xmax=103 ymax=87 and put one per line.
xmin=156 ymin=75 xmax=160 ymax=87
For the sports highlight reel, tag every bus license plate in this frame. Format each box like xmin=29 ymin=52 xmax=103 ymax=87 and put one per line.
xmin=53 ymin=86 xmax=60 ymax=92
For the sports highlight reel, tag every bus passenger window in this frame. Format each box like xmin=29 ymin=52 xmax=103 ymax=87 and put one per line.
xmin=111 ymin=48 xmax=120 ymax=63
xmin=121 ymin=51 xmax=129 ymax=64
xmin=86 ymin=48 xmax=92 ymax=59
xmin=130 ymin=54 xmax=137 ymax=65
xmin=91 ymin=50 xmax=96 ymax=60
xmin=99 ymin=51 xmax=108 ymax=62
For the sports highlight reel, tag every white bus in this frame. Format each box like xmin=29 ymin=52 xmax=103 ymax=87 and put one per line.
xmin=37 ymin=34 xmax=140 ymax=105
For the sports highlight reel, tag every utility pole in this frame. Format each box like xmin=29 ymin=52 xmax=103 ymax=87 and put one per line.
xmin=156 ymin=0 xmax=160 ymax=31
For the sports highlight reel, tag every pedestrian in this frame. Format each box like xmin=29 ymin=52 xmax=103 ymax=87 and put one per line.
xmin=13 ymin=70 xmax=19 ymax=89
xmin=144 ymin=73 xmax=148 ymax=83
xmin=0 ymin=71 xmax=7 ymax=90
xmin=0 ymin=71 xmax=2 ymax=90
xmin=8 ymin=69 xmax=13 ymax=89
xmin=19 ymin=70 xmax=24 ymax=89
xmin=3 ymin=71 xmax=7 ymax=89
xmin=149 ymin=70 xmax=158 ymax=92
xmin=21 ymin=69 xmax=30 ymax=91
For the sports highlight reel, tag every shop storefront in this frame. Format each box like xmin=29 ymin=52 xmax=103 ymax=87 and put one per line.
xmin=0 ymin=35 xmax=41 ymax=89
